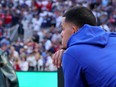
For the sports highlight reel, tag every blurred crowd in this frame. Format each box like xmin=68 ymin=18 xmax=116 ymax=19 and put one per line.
xmin=0 ymin=0 xmax=116 ymax=71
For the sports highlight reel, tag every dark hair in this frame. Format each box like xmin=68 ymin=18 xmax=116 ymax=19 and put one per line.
xmin=63 ymin=6 xmax=97 ymax=28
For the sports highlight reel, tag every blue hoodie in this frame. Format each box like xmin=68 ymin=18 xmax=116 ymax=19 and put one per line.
xmin=62 ymin=24 xmax=116 ymax=87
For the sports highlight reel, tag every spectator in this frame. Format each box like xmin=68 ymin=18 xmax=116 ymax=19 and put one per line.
xmin=46 ymin=52 xmax=57 ymax=71
xmin=4 ymin=10 xmax=12 ymax=28
xmin=44 ymin=37 xmax=52 ymax=51
xmin=0 ymin=20 xmax=4 ymax=39
xmin=14 ymin=58 xmax=21 ymax=71
xmin=99 ymin=14 xmax=110 ymax=32
xmin=19 ymin=54 xmax=29 ymax=71
xmin=27 ymin=52 xmax=36 ymax=71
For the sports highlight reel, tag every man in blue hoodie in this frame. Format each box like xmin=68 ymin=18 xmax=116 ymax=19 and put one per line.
xmin=52 ymin=6 xmax=116 ymax=87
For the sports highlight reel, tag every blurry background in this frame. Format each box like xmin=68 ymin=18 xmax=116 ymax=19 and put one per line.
xmin=0 ymin=0 xmax=115 ymax=87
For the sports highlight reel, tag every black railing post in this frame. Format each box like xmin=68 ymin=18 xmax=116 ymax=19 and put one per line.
xmin=58 ymin=67 xmax=64 ymax=87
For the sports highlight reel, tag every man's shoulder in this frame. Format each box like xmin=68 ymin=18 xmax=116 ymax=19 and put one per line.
xmin=64 ymin=45 xmax=84 ymax=57
xmin=65 ymin=44 xmax=96 ymax=58
xmin=66 ymin=44 xmax=90 ymax=52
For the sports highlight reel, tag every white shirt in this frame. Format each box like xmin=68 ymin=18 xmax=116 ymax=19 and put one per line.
xmin=20 ymin=61 xmax=28 ymax=71
xmin=27 ymin=56 xmax=36 ymax=67
xmin=56 ymin=16 xmax=62 ymax=28
xmin=37 ymin=31 xmax=44 ymax=42
xmin=100 ymin=24 xmax=110 ymax=32
xmin=25 ymin=0 xmax=32 ymax=7
xmin=32 ymin=18 xmax=42 ymax=31
xmin=45 ymin=40 xmax=52 ymax=51
xmin=13 ymin=51 xmax=19 ymax=58
xmin=46 ymin=56 xmax=57 ymax=71
xmin=38 ymin=57 xmax=43 ymax=66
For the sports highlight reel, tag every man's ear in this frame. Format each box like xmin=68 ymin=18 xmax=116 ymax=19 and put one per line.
xmin=72 ymin=26 xmax=78 ymax=33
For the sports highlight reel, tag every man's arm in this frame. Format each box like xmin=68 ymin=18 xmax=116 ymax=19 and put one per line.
xmin=62 ymin=53 xmax=87 ymax=87
xmin=52 ymin=49 xmax=65 ymax=68
xmin=52 ymin=49 xmax=65 ymax=87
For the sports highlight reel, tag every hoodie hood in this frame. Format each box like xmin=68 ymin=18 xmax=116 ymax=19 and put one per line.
xmin=67 ymin=24 xmax=110 ymax=48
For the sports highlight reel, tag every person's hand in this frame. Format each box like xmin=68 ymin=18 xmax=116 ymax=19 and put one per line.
xmin=52 ymin=49 xmax=65 ymax=68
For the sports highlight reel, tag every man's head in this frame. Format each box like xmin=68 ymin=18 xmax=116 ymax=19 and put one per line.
xmin=61 ymin=6 xmax=96 ymax=48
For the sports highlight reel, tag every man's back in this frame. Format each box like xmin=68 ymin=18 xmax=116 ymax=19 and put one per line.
xmin=62 ymin=24 xmax=116 ymax=87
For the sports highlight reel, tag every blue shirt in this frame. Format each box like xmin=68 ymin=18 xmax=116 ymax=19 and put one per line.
xmin=62 ymin=24 xmax=116 ymax=87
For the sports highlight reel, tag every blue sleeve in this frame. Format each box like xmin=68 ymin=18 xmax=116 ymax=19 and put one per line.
xmin=62 ymin=53 xmax=86 ymax=87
